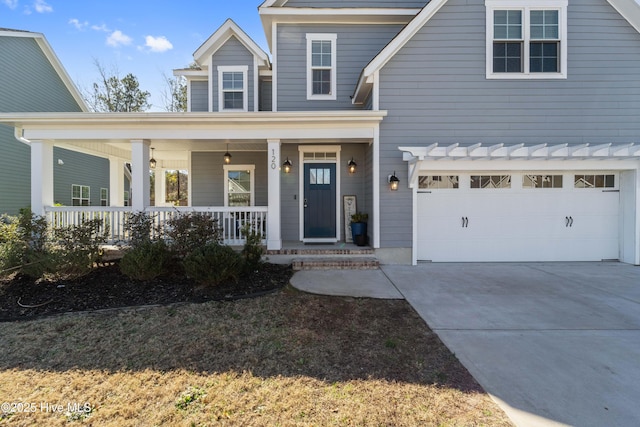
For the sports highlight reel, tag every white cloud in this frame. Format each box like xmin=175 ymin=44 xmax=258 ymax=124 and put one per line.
xmin=2 ymin=0 xmax=18 ymax=10
xmin=144 ymin=35 xmax=173 ymax=53
xmin=91 ymin=24 xmax=110 ymax=32
xmin=106 ymin=30 xmax=132 ymax=48
xmin=68 ymin=18 xmax=88 ymax=31
xmin=33 ymin=0 xmax=52 ymax=13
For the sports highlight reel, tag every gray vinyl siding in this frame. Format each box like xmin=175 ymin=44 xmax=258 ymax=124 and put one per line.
xmin=211 ymin=36 xmax=255 ymax=112
xmin=190 ymin=80 xmax=209 ymax=112
xmin=53 ymin=148 xmax=110 ymax=207
xmin=285 ymin=0 xmax=428 ymax=7
xmin=377 ymin=0 xmax=640 ymax=248
xmin=280 ymin=144 xmax=299 ymax=241
xmin=276 ymin=24 xmax=403 ymax=111
xmin=0 ymin=124 xmax=29 ymax=215
xmin=190 ymin=151 xmax=268 ymax=207
xmin=259 ymin=79 xmax=272 ymax=111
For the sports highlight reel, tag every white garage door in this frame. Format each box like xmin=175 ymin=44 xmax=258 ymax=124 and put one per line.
xmin=417 ymin=173 xmax=620 ymax=262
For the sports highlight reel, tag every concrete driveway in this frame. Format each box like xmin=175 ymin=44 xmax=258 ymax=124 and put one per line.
xmin=382 ymin=262 xmax=640 ymax=427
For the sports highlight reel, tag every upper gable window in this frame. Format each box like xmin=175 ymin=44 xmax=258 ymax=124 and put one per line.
xmin=485 ymin=1 xmax=567 ymax=79
xmin=306 ymin=34 xmax=337 ymax=100
xmin=217 ymin=66 xmax=248 ymax=112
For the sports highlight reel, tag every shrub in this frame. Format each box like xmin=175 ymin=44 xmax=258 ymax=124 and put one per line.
xmin=124 ymin=211 xmax=159 ymax=248
xmin=241 ymin=223 xmax=265 ymax=271
xmin=120 ymin=240 xmax=171 ymax=281
xmin=9 ymin=209 xmax=51 ymax=279
xmin=50 ymin=218 xmax=109 ymax=279
xmin=166 ymin=212 xmax=222 ymax=258
xmin=0 ymin=214 xmax=22 ymax=276
xmin=183 ymin=243 xmax=243 ymax=287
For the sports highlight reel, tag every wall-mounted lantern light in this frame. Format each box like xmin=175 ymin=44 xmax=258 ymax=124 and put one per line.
xmin=347 ymin=158 xmax=357 ymax=174
xmin=388 ymin=171 xmax=400 ymax=191
xmin=223 ymin=144 xmax=232 ymax=164
xmin=149 ymin=147 xmax=157 ymax=170
xmin=282 ymin=157 xmax=292 ymax=173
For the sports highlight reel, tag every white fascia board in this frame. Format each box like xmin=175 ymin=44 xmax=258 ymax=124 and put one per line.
xmin=607 ymin=0 xmax=640 ymax=34
xmin=10 ymin=32 xmax=90 ymax=112
xmin=259 ymin=8 xmax=420 ymax=50
xmin=353 ymin=0 xmax=449 ymax=101
xmin=193 ymin=19 xmax=271 ymax=68
xmin=173 ymin=69 xmax=208 ymax=77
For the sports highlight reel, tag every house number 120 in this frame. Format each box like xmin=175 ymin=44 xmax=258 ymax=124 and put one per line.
xmin=271 ymin=149 xmax=277 ymax=170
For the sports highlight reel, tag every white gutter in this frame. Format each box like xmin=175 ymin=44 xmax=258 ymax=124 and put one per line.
xmin=14 ymin=127 xmax=31 ymax=146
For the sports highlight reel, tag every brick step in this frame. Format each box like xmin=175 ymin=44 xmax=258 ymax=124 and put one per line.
xmin=267 ymin=247 xmax=374 ymax=256
xmin=292 ymin=257 xmax=379 ymax=271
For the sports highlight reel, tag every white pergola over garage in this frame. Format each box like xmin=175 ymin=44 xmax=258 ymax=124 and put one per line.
xmin=400 ymin=143 xmax=640 ymax=266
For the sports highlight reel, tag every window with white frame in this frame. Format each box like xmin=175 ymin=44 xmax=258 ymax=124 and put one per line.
xmin=72 ymin=184 xmax=90 ymax=206
xmin=100 ymin=188 xmax=109 ymax=206
xmin=224 ymin=165 xmax=255 ymax=207
xmin=486 ymin=0 xmax=567 ymax=79
xmin=217 ymin=66 xmax=248 ymax=112
xmin=124 ymin=191 xmax=130 ymax=207
xmin=306 ymin=33 xmax=337 ymax=100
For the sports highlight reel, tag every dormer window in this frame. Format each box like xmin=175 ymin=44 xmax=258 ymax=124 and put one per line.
xmin=485 ymin=0 xmax=567 ymax=79
xmin=306 ymin=33 xmax=337 ymax=100
xmin=218 ymin=65 xmax=248 ymax=111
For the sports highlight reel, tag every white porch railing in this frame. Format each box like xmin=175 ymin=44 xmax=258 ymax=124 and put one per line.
xmin=44 ymin=206 xmax=268 ymax=246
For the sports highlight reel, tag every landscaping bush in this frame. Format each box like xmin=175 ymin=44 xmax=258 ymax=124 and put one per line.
xmin=5 ymin=209 xmax=52 ymax=279
xmin=124 ymin=211 xmax=159 ymax=248
xmin=120 ymin=240 xmax=171 ymax=281
xmin=166 ymin=212 xmax=222 ymax=258
xmin=241 ymin=223 xmax=265 ymax=271
xmin=0 ymin=214 xmax=23 ymax=277
xmin=183 ymin=243 xmax=243 ymax=286
xmin=51 ymin=218 xmax=109 ymax=279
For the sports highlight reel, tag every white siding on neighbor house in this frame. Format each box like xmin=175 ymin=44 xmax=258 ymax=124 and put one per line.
xmin=211 ymin=36 xmax=255 ymax=112
xmin=376 ymin=0 xmax=640 ymax=249
xmin=190 ymin=80 xmax=209 ymax=112
xmin=276 ymin=24 xmax=404 ymax=111
xmin=190 ymin=151 xmax=268 ymax=207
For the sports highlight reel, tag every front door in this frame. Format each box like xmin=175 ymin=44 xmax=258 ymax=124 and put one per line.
xmin=304 ymin=163 xmax=336 ymax=239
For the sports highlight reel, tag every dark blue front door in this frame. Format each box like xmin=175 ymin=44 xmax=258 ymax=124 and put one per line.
xmin=304 ymin=163 xmax=336 ymax=238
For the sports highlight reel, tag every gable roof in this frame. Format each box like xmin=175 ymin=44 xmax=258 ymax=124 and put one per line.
xmin=0 ymin=29 xmax=89 ymax=112
xmin=352 ymin=0 xmax=640 ymax=103
xmin=192 ymin=19 xmax=270 ymax=68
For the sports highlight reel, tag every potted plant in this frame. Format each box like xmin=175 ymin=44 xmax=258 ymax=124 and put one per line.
xmin=350 ymin=212 xmax=368 ymax=246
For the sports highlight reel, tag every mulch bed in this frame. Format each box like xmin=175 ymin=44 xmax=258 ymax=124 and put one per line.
xmin=0 ymin=261 xmax=293 ymax=322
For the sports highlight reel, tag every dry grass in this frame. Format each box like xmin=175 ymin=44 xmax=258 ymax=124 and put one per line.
xmin=0 ymin=287 xmax=512 ymax=426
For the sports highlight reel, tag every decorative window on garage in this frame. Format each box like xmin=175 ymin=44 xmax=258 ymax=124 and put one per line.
xmin=574 ymin=174 xmax=615 ymax=189
xmin=470 ymin=175 xmax=511 ymax=189
xmin=523 ymin=175 xmax=563 ymax=188
xmin=419 ymin=175 xmax=459 ymax=189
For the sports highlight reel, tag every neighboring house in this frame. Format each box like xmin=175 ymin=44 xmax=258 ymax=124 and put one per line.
xmin=1 ymin=0 xmax=640 ymax=264
xmin=0 ymin=28 xmax=111 ymax=214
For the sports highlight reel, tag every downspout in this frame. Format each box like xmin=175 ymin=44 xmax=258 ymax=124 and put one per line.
xmin=14 ymin=127 xmax=31 ymax=146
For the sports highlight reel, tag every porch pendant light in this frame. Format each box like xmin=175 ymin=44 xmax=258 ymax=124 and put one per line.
xmin=223 ymin=144 xmax=232 ymax=164
xmin=149 ymin=147 xmax=157 ymax=170
xmin=347 ymin=157 xmax=357 ymax=174
xmin=389 ymin=171 xmax=400 ymax=191
xmin=282 ymin=157 xmax=292 ymax=173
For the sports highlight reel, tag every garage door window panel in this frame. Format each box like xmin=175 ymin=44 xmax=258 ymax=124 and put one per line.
xmin=574 ymin=174 xmax=615 ymax=189
xmin=419 ymin=175 xmax=459 ymax=189
xmin=471 ymin=175 xmax=511 ymax=189
xmin=523 ymin=174 xmax=563 ymax=188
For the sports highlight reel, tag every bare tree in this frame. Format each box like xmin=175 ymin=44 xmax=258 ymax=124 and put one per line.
xmin=160 ymin=73 xmax=187 ymax=112
xmin=84 ymin=59 xmax=151 ymax=112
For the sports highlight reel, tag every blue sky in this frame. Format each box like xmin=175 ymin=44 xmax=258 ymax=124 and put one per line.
xmin=0 ymin=0 xmax=269 ymax=111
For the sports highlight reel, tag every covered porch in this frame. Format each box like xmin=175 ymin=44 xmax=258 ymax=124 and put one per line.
xmin=1 ymin=111 xmax=385 ymax=249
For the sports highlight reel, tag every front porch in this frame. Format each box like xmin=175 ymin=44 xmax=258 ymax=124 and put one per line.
xmin=0 ymin=111 xmax=386 ymax=250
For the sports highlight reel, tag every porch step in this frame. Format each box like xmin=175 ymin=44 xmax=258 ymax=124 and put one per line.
xmin=267 ymin=247 xmax=374 ymax=256
xmin=292 ymin=256 xmax=379 ymax=271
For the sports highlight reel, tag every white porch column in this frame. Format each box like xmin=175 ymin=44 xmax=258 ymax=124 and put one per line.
xmin=373 ymin=126 xmax=381 ymax=249
xmin=130 ymin=140 xmax=150 ymax=212
xmin=109 ymin=156 xmax=125 ymax=207
xmin=154 ymin=168 xmax=165 ymax=206
xmin=267 ymin=139 xmax=282 ymax=250
xmin=30 ymin=140 xmax=54 ymax=216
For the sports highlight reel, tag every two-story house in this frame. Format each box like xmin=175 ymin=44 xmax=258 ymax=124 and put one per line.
xmin=0 ymin=28 xmax=114 ymax=214
xmin=1 ymin=0 xmax=639 ymax=265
